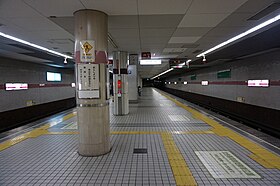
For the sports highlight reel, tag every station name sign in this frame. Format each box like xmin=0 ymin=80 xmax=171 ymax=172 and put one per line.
xmin=247 ymin=80 xmax=269 ymax=87
xmin=5 ymin=83 xmax=28 ymax=90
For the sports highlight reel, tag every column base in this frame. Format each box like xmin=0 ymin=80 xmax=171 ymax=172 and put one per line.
xmin=78 ymin=143 xmax=111 ymax=157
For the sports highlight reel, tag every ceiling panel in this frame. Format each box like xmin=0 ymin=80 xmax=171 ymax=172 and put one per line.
xmin=139 ymin=15 xmax=184 ymax=28
xmin=187 ymin=0 xmax=248 ymax=14
xmin=109 ymin=28 xmax=139 ymax=38
xmin=203 ymin=27 xmax=247 ymax=38
xmin=0 ymin=0 xmax=39 ymax=18
xmin=141 ymin=37 xmax=170 ymax=44
xmin=163 ymin=48 xmax=187 ymax=53
xmin=218 ymin=13 xmax=258 ymax=27
xmin=114 ymin=38 xmax=140 ymax=46
xmin=9 ymin=17 xmax=60 ymax=31
xmin=81 ymin=0 xmax=137 ymax=15
xmin=169 ymin=36 xmax=201 ymax=43
xmin=179 ymin=13 xmax=230 ymax=27
xmin=108 ymin=16 xmax=139 ymax=29
xmin=27 ymin=30 xmax=74 ymax=40
xmin=49 ymin=17 xmax=74 ymax=35
xmin=141 ymin=44 xmax=166 ymax=50
xmin=235 ymin=0 xmax=274 ymax=13
xmin=24 ymin=0 xmax=84 ymax=17
xmin=138 ymin=0 xmax=192 ymax=15
xmin=140 ymin=28 xmax=175 ymax=37
xmin=172 ymin=27 xmax=212 ymax=37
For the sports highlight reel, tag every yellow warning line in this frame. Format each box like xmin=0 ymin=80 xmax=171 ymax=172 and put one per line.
xmin=0 ymin=112 xmax=76 ymax=151
xmin=0 ymin=128 xmax=213 ymax=152
xmin=159 ymin=91 xmax=280 ymax=169
xmin=161 ymin=132 xmax=197 ymax=186
xmin=45 ymin=130 xmax=213 ymax=135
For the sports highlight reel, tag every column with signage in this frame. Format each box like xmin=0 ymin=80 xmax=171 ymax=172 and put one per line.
xmin=74 ymin=10 xmax=110 ymax=156
xmin=128 ymin=54 xmax=139 ymax=102
xmin=113 ymin=51 xmax=129 ymax=115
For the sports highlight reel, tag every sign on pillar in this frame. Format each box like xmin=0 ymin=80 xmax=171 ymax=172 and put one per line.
xmin=80 ymin=40 xmax=95 ymax=62
xmin=77 ymin=40 xmax=100 ymax=99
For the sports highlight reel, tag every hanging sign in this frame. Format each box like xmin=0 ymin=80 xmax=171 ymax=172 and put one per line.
xmin=141 ymin=52 xmax=151 ymax=59
xmin=80 ymin=40 xmax=95 ymax=63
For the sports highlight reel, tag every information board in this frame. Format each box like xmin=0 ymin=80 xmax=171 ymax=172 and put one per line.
xmin=195 ymin=151 xmax=261 ymax=178
xmin=77 ymin=64 xmax=99 ymax=98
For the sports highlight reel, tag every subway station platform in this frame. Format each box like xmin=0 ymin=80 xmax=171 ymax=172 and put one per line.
xmin=0 ymin=88 xmax=279 ymax=186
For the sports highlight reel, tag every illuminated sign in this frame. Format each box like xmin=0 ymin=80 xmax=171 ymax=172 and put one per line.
xmin=201 ymin=81 xmax=209 ymax=86
xmin=141 ymin=52 xmax=151 ymax=59
xmin=47 ymin=72 xmax=61 ymax=81
xmin=248 ymin=80 xmax=269 ymax=87
xmin=5 ymin=83 xmax=28 ymax=90
xmin=140 ymin=59 xmax=161 ymax=65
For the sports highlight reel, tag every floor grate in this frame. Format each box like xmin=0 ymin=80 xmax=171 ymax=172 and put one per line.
xmin=133 ymin=148 xmax=148 ymax=154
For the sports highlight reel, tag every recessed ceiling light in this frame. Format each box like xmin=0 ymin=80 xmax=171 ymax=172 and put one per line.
xmin=151 ymin=68 xmax=174 ymax=80
xmin=0 ymin=31 xmax=73 ymax=59
xmin=197 ymin=13 xmax=280 ymax=58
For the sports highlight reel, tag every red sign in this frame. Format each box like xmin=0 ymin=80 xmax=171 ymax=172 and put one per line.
xmin=141 ymin=52 xmax=151 ymax=59
xmin=117 ymin=80 xmax=122 ymax=89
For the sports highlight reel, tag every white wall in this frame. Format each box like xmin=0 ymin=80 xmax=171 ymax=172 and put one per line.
xmin=166 ymin=50 xmax=280 ymax=110
xmin=0 ymin=57 xmax=75 ymax=112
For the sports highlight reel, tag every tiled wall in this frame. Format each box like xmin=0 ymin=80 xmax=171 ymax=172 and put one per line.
xmin=166 ymin=50 xmax=280 ymax=110
xmin=0 ymin=57 xmax=75 ymax=112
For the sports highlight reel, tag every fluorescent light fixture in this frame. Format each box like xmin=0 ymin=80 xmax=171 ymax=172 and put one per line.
xmin=140 ymin=59 xmax=161 ymax=65
xmin=165 ymin=82 xmax=167 ymax=84
xmin=197 ymin=14 xmax=280 ymax=58
xmin=109 ymin=70 xmax=113 ymax=73
xmin=169 ymin=82 xmax=171 ymax=84
xmin=174 ymin=82 xmax=177 ymax=84
xmin=248 ymin=80 xmax=269 ymax=87
xmin=151 ymin=68 xmax=174 ymax=79
xmin=201 ymin=81 xmax=209 ymax=86
xmin=47 ymin=72 xmax=61 ymax=82
xmin=0 ymin=32 xmax=73 ymax=59
xmin=5 ymin=83 xmax=28 ymax=90
xmin=184 ymin=81 xmax=188 ymax=85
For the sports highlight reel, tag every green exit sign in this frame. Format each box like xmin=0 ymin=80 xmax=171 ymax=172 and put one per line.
xmin=191 ymin=75 xmax=196 ymax=80
xmin=217 ymin=69 xmax=231 ymax=78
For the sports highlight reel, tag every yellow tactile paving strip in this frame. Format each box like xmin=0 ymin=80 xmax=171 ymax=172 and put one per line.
xmin=1 ymin=90 xmax=279 ymax=186
xmin=160 ymin=91 xmax=280 ymax=169
xmin=161 ymin=132 xmax=197 ymax=186
xmin=0 ymin=112 xmax=76 ymax=151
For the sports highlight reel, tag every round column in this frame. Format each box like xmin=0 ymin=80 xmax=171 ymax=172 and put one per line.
xmin=74 ymin=10 xmax=110 ymax=156
xmin=113 ymin=51 xmax=129 ymax=115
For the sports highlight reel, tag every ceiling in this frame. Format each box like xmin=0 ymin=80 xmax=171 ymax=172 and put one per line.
xmin=0 ymin=0 xmax=280 ymax=78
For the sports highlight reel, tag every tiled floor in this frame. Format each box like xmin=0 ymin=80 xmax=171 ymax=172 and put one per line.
xmin=0 ymin=88 xmax=279 ymax=185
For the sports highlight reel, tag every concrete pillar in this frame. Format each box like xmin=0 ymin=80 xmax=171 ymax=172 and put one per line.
xmin=128 ymin=54 xmax=138 ymax=102
xmin=113 ymin=51 xmax=129 ymax=115
xmin=74 ymin=10 xmax=110 ymax=156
